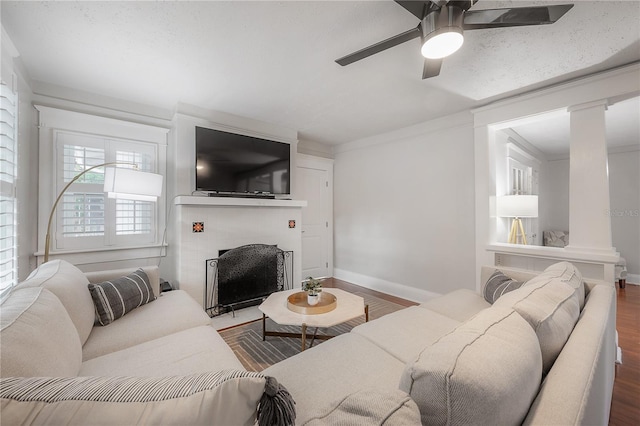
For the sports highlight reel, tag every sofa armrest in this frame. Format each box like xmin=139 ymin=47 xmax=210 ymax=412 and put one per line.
xmin=85 ymin=266 xmax=160 ymax=298
xmin=1 ymin=370 xmax=296 ymax=426
xmin=523 ymin=285 xmax=616 ymax=425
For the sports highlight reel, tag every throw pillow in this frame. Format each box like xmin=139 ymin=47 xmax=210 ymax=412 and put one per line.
xmin=0 ymin=370 xmax=270 ymax=426
xmin=88 ymin=269 xmax=156 ymax=326
xmin=483 ymin=270 xmax=524 ymax=304
xmin=17 ymin=259 xmax=95 ymax=345
xmin=525 ymin=261 xmax=585 ymax=310
xmin=399 ymin=307 xmax=542 ymax=426
xmin=493 ymin=278 xmax=580 ymax=374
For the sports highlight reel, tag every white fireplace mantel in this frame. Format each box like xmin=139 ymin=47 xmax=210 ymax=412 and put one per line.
xmin=174 ymin=196 xmax=307 ymax=208
xmin=170 ymin=195 xmax=307 ymax=308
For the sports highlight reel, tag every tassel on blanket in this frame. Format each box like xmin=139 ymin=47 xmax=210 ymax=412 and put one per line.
xmin=257 ymin=376 xmax=296 ymax=426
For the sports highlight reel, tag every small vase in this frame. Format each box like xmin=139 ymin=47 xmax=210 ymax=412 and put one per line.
xmin=307 ymin=293 xmax=319 ymax=306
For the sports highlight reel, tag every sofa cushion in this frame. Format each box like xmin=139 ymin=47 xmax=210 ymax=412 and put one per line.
xmin=263 ymin=333 xmax=405 ymax=425
xmin=80 ymin=325 xmax=243 ymax=376
xmin=526 ymin=261 xmax=585 ymax=310
xmin=0 ymin=370 xmax=267 ymax=426
xmin=88 ymin=268 xmax=156 ymax=326
xmin=302 ymin=389 xmax=421 ymax=425
xmin=483 ymin=269 xmax=525 ymax=303
xmin=351 ymin=306 xmax=460 ymax=363
xmin=82 ymin=290 xmax=212 ymax=360
xmin=399 ymin=307 xmax=542 ymax=426
xmin=493 ymin=278 xmax=580 ymax=374
xmin=419 ymin=289 xmax=491 ymax=322
xmin=0 ymin=288 xmax=82 ymax=377
xmin=17 ymin=259 xmax=94 ymax=345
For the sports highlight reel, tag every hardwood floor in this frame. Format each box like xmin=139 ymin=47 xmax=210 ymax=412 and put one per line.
xmin=610 ymin=283 xmax=640 ymax=425
xmin=326 ymin=277 xmax=640 ymax=425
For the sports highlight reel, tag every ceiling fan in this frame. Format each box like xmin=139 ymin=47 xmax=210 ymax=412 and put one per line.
xmin=336 ymin=1 xmax=574 ymax=79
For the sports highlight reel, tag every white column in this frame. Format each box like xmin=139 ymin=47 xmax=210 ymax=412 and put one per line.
xmin=566 ymin=100 xmax=615 ymax=256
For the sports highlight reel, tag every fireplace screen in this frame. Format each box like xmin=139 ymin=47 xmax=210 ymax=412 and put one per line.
xmin=205 ymin=244 xmax=293 ymax=316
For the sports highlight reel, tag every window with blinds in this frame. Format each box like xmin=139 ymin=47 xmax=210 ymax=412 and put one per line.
xmin=0 ymin=81 xmax=17 ymax=298
xmin=54 ymin=132 xmax=158 ymax=251
xmin=114 ymin=150 xmax=153 ymax=236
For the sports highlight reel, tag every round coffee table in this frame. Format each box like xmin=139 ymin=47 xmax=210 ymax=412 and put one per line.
xmin=259 ymin=288 xmax=369 ymax=351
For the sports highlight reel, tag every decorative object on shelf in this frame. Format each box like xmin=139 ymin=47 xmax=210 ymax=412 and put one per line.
xmin=44 ymin=162 xmax=163 ymax=262
xmin=497 ymin=195 xmax=538 ymax=245
xmin=302 ymin=276 xmax=323 ymax=306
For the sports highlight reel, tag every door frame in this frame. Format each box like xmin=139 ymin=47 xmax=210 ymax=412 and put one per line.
xmin=296 ymin=153 xmax=334 ymax=278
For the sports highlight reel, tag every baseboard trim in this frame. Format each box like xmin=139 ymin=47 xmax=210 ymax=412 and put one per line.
xmin=333 ymin=268 xmax=440 ymax=303
xmin=623 ymin=273 xmax=639 ymax=285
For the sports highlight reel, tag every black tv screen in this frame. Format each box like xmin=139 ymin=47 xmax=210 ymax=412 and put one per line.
xmin=195 ymin=126 xmax=290 ymax=195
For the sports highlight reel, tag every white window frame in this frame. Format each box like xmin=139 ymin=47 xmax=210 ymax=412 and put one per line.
xmin=0 ymin=80 xmax=17 ymax=298
xmin=36 ymin=106 xmax=168 ymax=265
xmin=53 ymin=130 xmax=159 ymax=251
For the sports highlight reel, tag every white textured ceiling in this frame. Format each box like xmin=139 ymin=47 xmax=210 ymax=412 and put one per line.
xmin=2 ymin=1 xmax=639 ymax=145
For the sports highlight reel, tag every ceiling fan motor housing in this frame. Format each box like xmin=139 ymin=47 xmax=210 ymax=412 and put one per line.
xmin=421 ymin=5 xmax=465 ymax=40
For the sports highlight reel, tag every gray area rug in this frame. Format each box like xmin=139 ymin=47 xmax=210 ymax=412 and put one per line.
xmin=219 ymin=291 xmax=406 ymax=372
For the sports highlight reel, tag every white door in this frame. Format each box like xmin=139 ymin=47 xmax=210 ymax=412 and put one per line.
xmin=297 ymin=156 xmax=333 ymax=279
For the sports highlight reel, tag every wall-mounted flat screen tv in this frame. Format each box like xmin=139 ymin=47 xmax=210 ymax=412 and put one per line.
xmin=195 ymin=126 xmax=290 ymax=195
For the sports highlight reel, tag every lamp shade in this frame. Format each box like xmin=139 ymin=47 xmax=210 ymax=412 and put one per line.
xmin=103 ymin=167 xmax=163 ymax=202
xmin=497 ymin=195 xmax=538 ymax=218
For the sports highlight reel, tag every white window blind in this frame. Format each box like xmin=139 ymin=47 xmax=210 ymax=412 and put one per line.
xmin=0 ymin=81 xmax=17 ymax=298
xmin=54 ymin=132 xmax=158 ymax=251
xmin=114 ymin=150 xmax=153 ymax=236
xmin=62 ymin=144 xmax=105 ymax=238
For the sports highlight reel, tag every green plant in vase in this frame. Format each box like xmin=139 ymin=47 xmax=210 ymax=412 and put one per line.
xmin=303 ymin=276 xmax=323 ymax=306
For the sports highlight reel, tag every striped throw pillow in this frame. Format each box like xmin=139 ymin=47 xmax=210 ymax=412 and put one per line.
xmin=88 ymin=269 xmax=156 ymax=325
xmin=0 ymin=370 xmax=272 ymax=426
xmin=483 ymin=270 xmax=524 ymax=304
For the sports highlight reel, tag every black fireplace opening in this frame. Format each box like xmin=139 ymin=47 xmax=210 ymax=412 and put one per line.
xmin=205 ymin=244 xmax=293 ymax=316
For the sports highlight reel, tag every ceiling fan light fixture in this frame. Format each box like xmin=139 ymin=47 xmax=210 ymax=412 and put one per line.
xmin=420 ymin=5 xmax=465 ymax=60
xmin=421 ymin=28 xmax=464 ymax=59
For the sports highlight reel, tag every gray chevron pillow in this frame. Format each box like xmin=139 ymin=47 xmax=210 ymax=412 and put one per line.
xmin=483 ymin=270 xmax=524 ymax=304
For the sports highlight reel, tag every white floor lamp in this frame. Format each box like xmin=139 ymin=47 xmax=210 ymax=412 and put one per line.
xmin=44 ymin=162 xmax=163 ymax=262
xmin=497 ymin=195 xmax=538 ymax=245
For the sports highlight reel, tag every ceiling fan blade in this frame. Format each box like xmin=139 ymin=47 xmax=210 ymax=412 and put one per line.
xmin=422 ymin=59 xmax=442 ymax=79
xmin=394 ymin=1 xmax=431 ymax=19
xmin=336 ymin=26 xmax=421 ymax=66
xmin=462 ymin=4 xmax=574 ymax=30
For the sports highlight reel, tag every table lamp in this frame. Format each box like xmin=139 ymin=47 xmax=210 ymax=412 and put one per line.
xmin=497 ymin=195 xmax=538 ymax=245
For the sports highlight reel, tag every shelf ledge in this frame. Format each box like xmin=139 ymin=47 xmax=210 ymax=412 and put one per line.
xmin=174 ymin=195 xmax=307 ymax=208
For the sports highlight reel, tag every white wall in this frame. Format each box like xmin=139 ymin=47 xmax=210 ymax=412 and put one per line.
xmin=540 ymin=158 xmax=570 ymax=233
xmin=608 ymin=149 xmax=639 ymax=278
xmin=333 ymin=112 xmax=476 ymax=301
xmin=609 ymin=149 xmax=640 ymax=284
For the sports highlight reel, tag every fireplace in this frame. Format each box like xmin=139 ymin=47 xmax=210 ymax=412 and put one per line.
xmin=205 ymin=244 xmax=293 ymax=316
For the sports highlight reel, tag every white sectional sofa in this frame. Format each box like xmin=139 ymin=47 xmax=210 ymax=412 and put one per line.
xmin=1 ymin=259 xmax=617 ymax=425
xmin=0 ymin=260 xmax=294 ymax=425
xmin=264 ymin=262 xmax=617 ymax=425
